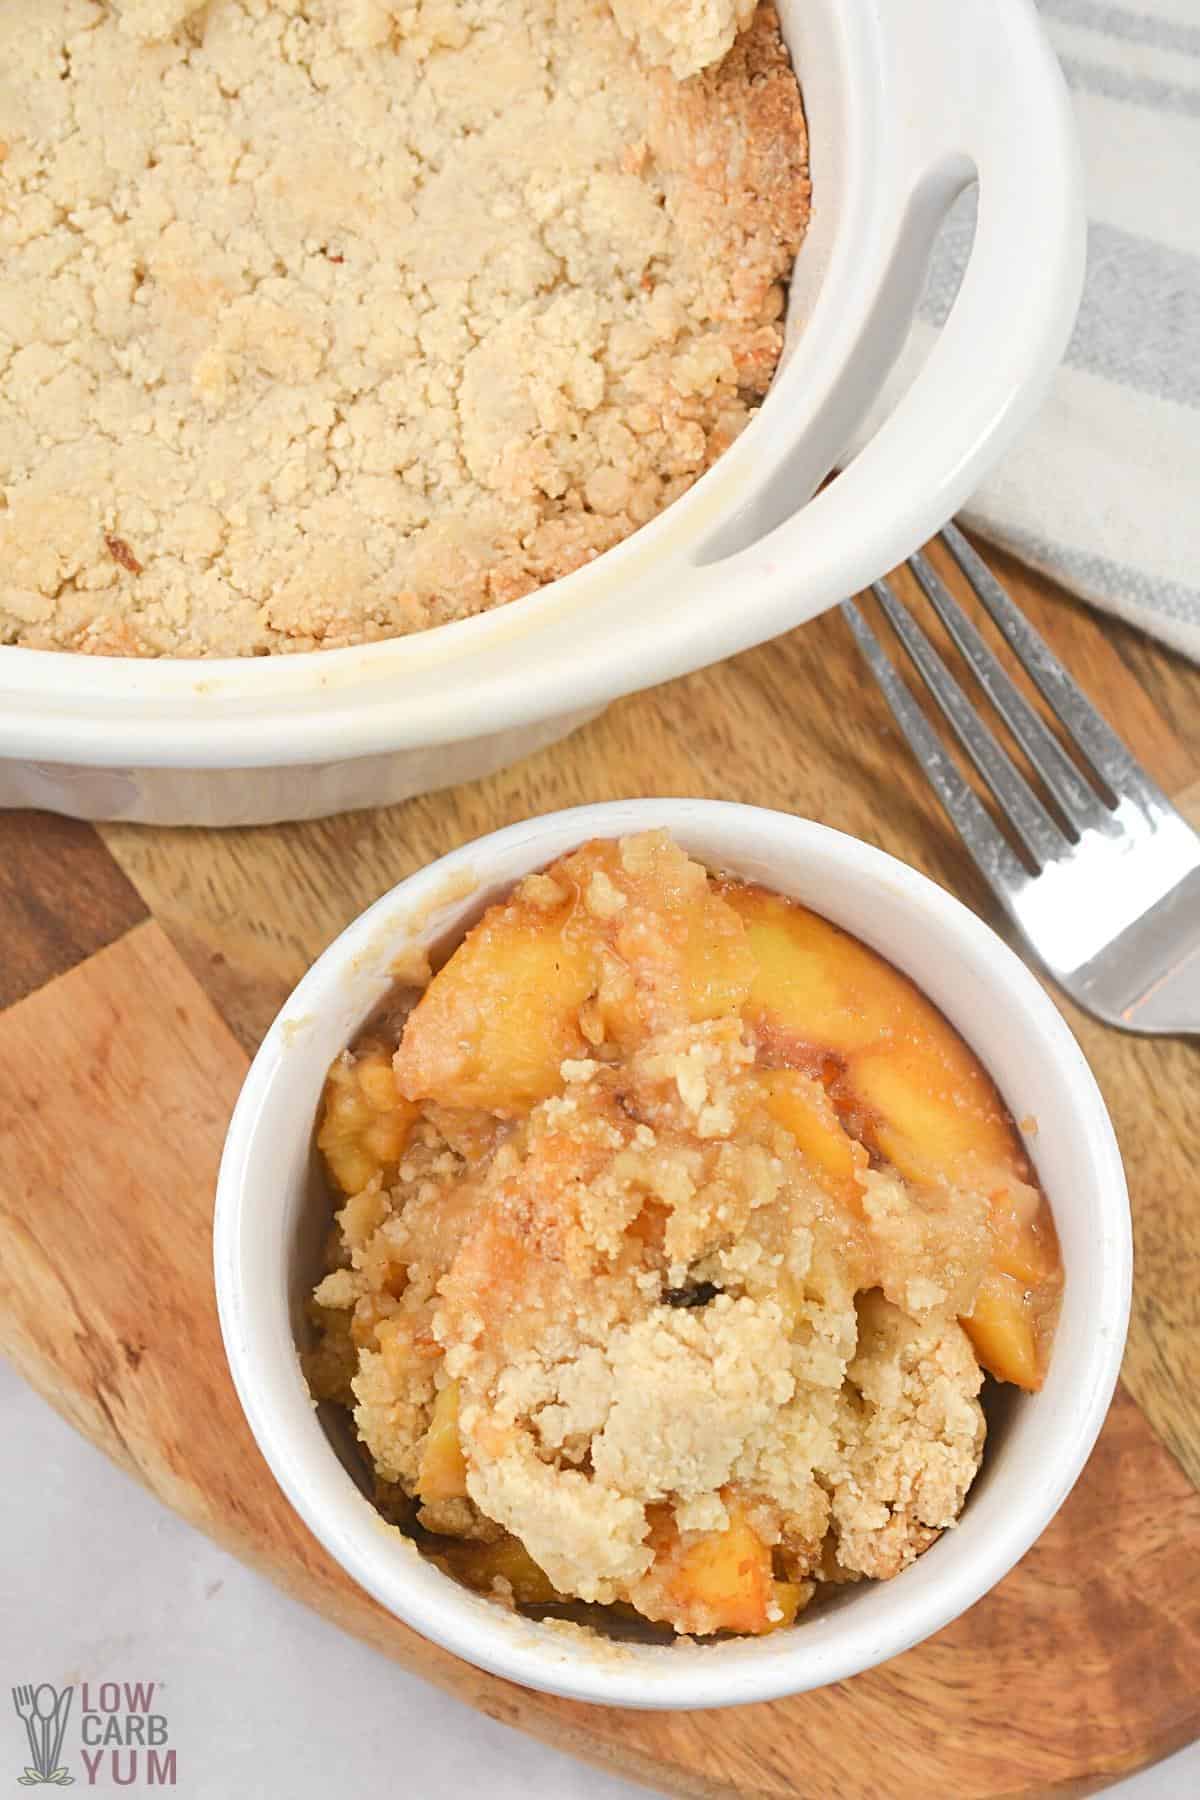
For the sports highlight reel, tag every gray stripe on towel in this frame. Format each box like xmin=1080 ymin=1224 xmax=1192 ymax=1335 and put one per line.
xmin=987 ymin=526 xmax=1200 ymax=630
xmin=1057 ymin=52 xmax=1200 ymax=117
xmin=1039 ymin=0 xmax=1200 ymax=60
xmin=921 ymin=205 xmax=1200 ymax=411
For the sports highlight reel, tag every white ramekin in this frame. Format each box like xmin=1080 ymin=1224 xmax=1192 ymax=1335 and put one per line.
xmin=0 ymin=0 xmax=1084 ymax=826
xmin=214 ymin=799 xmax=1131 ymax=1708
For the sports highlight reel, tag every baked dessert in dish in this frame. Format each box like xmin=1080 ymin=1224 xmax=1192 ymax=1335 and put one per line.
xmin=307 ymin=832 xmax=1062 ymax=1638
xmin=0 ymin=0 xmax=809 ymax=657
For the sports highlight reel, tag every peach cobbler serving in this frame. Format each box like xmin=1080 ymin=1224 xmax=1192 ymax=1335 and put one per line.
xmin=1 ymin=0 xmax=808 ymax=656
xmin=307 ymin=833 xmax=1062 ymax=1637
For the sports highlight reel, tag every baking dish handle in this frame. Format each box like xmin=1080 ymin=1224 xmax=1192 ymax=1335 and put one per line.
xmin=682 ymin=0 xmax=1085 ymax=639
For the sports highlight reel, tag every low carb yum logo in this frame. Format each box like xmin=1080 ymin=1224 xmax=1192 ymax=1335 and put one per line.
xmin=11 ymin=1682 xmax=176 ymax=1788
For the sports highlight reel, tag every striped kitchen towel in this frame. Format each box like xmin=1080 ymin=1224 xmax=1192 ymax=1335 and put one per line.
xmin=891 ymin=0 xmax=1200 ymax=660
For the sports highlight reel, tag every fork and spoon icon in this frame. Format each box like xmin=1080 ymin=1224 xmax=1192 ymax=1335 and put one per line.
xmin=10 ymin=1685 xmax=75 ymax=1786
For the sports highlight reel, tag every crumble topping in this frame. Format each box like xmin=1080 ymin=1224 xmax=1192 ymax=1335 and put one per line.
xmin=609 ymin=0 xmax=756 ymax=80
xmin=0 ymin=0 xmax=809 ymax=656
xmin=306 ymin=834 xmax=1061 ymax=1636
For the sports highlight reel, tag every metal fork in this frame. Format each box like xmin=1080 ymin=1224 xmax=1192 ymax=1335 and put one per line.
xmin=845 ymin=523 xmax=1200 ymax=1035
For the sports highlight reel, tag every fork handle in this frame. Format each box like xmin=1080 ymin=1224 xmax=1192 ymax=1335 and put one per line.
xmin=1100 ymin=937 xmax=1200 ymax=1037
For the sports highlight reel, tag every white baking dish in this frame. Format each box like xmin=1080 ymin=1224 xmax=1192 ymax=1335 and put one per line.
xmin=0 ymin=0 xmax=1084 ymax=826
xmin=214 ymin=800 xmax=1131 ymax=1705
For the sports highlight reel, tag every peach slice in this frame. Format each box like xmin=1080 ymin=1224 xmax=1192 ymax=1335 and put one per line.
xmin=850 ymin=1045 xmax=1028 ymax=1198
xmin=396 ymin=899 xmax=598 ymax=1115
xmin=986 ymin=1163 xmax=1061 ymax=1296
xmin=647 ymin=1504 xmax=795 ymax=1636
xmin=417 ymin=1380 xmax=469 ymax=1503
xmin=721 ymin=883 xmax=1031 ymax=1190
xmin=317 ymin=1046 xmax=419 ymax=1195
xmin=964 ymin=1272 xmax=1039 ymax=1392
xmin=768 ymin=1581 xmax=809 ymax=1629
xmin=720 ymin=885 xmax=897 ymax=1060
xmin=721 ymin=881 xmax=1060 ymax=1389
xmin=756 ymin=1069 xmax=869 ymax=1214
xmin=396 ymin=835 xmax=753 ymax=1115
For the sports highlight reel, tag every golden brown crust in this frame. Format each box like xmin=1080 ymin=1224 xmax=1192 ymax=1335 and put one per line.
xmin=310 ymin=835 xmax=989 ymax=1632
xmin=0 ymin=1 xmax=809 ymax=658
xmin=649 ymin=6 xmax=814 ymax=340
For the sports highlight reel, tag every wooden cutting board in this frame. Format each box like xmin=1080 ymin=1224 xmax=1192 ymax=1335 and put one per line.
xmin=2 ymin=539 xmax=1199 ymax=1799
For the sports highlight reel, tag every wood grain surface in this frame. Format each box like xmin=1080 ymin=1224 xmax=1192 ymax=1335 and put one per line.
xmin=2 ymin=538 xmax=1199 ymax=1797
xmin=0 ymin=811 xmax=146 ymax=1010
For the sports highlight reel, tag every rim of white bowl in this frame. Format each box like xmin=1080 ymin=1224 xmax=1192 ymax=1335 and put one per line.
xmin=214 ymin=800 xmax=1132 ymax=1708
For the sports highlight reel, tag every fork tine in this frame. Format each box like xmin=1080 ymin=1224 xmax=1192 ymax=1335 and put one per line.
xmin=908 ymin=548 xmax=1113 ymax=837
xmin=871 ymin=580 xmax=1067 ymax=869
xmin=843 ymin=598 xmax=1030 ymax=900
xmin=941 ymin=523 xmax=1172 ymax=816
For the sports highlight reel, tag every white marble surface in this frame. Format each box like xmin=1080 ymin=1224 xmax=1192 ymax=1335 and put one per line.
xmin=2 ymin=1359 xmax=1196 ymax=1799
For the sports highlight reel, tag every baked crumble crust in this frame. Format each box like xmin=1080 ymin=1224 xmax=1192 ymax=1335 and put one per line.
xmin=302 ymin=833 xmax=1043 ymax=1637
xmin=0 ymin=0 xmax=810 ymax=657
xmin=609 ymin=0 xmax=756 ymax=80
